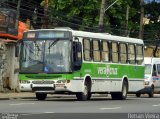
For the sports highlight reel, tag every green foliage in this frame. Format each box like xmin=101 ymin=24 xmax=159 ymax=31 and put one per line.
xmin=143 ymin=1 xmax=160 ymax=42
xmin=41 ymin=0 xmax=159 ymax=41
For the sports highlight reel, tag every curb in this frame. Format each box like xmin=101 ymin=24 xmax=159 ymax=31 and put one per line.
xmin=0 ymin=98 xmax=10 ymax=100
xmin=0 ymin=97 xmax=36 ymax=100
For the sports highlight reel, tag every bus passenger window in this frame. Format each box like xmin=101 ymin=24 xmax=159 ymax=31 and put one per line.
xmin=83 ymin=39 xmax=91 ymax=61
xmin=93 ymin=40 xmax=100 ymax=62
xmin=128 ymin=44 xmax=136 ymax=64
xmin=120 ymin=43 xmax=127 ymax=63
xmin=112 ymin=42 xmax=119 ymax=63
xmin=136 ymin=45 xmax=143 ymax=65
xmin=102 ymin=41 xmax=109 ymax=62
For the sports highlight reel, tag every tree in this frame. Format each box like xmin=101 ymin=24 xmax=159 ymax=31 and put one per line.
xmin=40 ymin=0 xmax=159 ymax=41
xmin=144 ymin=1 xmax=160 ymax=41
xmin=43 ymin=0 xmax=100 ymax=31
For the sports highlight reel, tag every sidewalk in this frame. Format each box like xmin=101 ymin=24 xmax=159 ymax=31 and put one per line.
xmin=0 ymin=92 xmax=109 ymax=100
xmin=0 ymin=92 xmax=35 ymax=100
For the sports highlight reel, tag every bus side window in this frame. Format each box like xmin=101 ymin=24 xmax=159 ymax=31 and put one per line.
xmin=120 ymin=43 xmax=127 ymax=63
xmin=136 ymin=45 xmax=143 ymax=65
xmin=152 ymin=64 xmax=157 ymax=76
xmin=101 ymin=41 xmax=109 ymax=62
xmin=111 ymin=42 xmax=119 ymax=63
xmin=93 ymin=39 xmax=100 ymax=62
xmin=128 ymin=44 xmax=136 ymax=64
xmin=83 ymin=38 xmax=91 ymax=61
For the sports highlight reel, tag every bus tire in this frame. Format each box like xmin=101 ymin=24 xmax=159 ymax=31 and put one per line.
xmin=148 ymin=86 xmax=154 ymax=98
xmin=111 ymin=80 xmax=128 ymax=100
xmin=36 ymin=93 xmax=47 ymax=100
xmin=136 ymin=93 xmax=141 ymax=97
xmin=120 ymin=80 xmax=128 ymax=100
xmin=76 ymin=82 xmax=89 ymax=101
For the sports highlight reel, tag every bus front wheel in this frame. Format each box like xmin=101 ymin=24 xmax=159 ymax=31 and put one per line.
xmin=36 ymin=93 xmax=47 ymax=100
xmin=76 ymin=83 xmax=90 ymax=101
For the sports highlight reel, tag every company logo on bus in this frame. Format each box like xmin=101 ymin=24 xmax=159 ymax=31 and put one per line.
xmin=98 ymin=65 xmax=118 ymax=76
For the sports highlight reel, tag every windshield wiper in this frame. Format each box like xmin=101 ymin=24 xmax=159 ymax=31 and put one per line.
xmin=48 ymin=39 xmax=60 ymax=50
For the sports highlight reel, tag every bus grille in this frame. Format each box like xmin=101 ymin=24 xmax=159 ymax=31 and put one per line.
xmin=26 ymin=75 xmax=61 ymax=79
xmin=32 ymin=87 xmax=55 ymax=91
xmin=32 ymin=80 xmax=55 ymax=84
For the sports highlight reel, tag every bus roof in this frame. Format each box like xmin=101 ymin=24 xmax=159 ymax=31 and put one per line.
xmin=24 ymin=28 xmax=143 ymax=44
xmin=72 ymin=30 xmax=143 ymax=44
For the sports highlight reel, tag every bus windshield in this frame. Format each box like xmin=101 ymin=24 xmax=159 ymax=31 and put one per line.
xmin=20 ymin=39 xmax=71 ymax=73
xmin=145 ymin=64 xmax=152 ymax=74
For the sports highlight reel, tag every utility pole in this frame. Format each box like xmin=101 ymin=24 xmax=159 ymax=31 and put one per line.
xmin=139 ymin=0 xmax=144 ymax=39
xmin=43 ymin=0 xmax=48 ymax=28
xmin=125 ymin=5 xmax=129 ymax=36
xmin=98 ymin=0 xmax=119 ymax=32
xmin=16 ymin=0 xmax=21 ymax=30
xmin=98 ymin=0 xmax=106 ymax=32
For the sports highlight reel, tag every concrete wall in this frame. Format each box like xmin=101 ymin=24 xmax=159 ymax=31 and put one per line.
xmin=0 ymin=38 xmax=19 ymax=92
xmin=0 ymin=41 xmax=6 ymax=91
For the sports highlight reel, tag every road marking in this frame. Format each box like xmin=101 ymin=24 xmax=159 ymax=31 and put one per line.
xmin=44 ymin=112 xmax=55 ymax=113
xmin=20 ymin=112 xmax=55 ymax=116
xmin=9 ymin=103 xmax=34 ymax=106
xmin=152 ymin=104 xmax=160 ymax=107
xmin=100 ymin=107 xmax=121 ymax=110
xmin=20 ymin=114 xmax=33 ymax=116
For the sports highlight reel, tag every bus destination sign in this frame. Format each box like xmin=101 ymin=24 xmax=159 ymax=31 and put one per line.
xmin=38 ymin=31 xmax=65 ymax=38
xmin=23 ymin=30 xmax=70 ymax=39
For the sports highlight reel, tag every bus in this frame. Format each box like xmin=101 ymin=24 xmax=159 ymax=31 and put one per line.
xmin=18 ymin=27 xmax=144 ymax=101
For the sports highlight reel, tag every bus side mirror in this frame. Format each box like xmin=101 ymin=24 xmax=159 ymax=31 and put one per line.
xmin=73 ymin=42 xmax=82 ymax=70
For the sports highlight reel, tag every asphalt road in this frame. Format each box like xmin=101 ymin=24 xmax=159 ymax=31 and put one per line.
xmin=0 ymin=94 xmax=160 ymax=119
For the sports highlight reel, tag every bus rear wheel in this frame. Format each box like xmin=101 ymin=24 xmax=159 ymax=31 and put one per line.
xmin=111 ymin=80 xmax=128 ymax=100
xmin=36 ymin=93 xmax=47 ymax=100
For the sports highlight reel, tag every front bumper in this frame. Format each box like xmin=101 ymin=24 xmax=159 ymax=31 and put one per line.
xmin=32 ymin=83 xmax=70 ymax=94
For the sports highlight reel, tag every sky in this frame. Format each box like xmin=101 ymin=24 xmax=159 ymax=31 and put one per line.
xmin=144 ymin=0 xmax=160 ymax=3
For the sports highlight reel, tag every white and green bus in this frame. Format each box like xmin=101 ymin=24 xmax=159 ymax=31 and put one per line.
xmin=18 ymin=27 xmax=144 ymax=101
